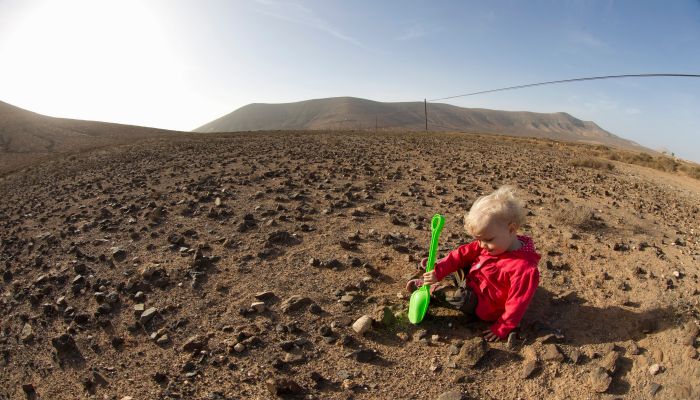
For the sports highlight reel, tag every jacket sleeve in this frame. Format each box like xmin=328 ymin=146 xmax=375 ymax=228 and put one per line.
xmin=433 ymin=241 xmax=481 ymax=282
xmin=490 ymin=265 xmax=540 ymax=339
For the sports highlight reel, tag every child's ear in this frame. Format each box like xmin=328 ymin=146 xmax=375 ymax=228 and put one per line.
xmin=508 ymin=222 xmax=518 ymax=234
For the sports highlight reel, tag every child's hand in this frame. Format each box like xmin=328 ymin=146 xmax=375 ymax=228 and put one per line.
xmin=423 ymin=271 xmax=438 ymax=286
xmin=482 ymin=329 xmax=500 ymax=342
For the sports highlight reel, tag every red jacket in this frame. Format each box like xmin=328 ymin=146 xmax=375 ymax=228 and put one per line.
xmin=433 ymin=235 xmax=541 ymax=339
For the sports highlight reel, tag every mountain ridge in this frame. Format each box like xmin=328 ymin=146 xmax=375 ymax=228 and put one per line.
xmin=195 ymin=96 xmax=645 ymax=151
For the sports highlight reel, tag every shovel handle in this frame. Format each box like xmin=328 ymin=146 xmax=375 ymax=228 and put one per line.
xmin=425 ymin=214 xmax=445 ymax=274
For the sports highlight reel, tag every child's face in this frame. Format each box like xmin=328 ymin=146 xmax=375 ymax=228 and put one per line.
xmin=471 ymin=216 xmax=518 ymax=256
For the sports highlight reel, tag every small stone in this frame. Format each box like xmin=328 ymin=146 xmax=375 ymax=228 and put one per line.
xmin=234 ymin=343 xmax=245 ymax=353
xmin=589 ymin=366 xmax=612 ymax=393
xmin=599 ymin=351 xmax=619 ymax=373
xmin=413 ymin=329 xmax=428 ymax=342
xmin=455 ymin=337 xmax=488 ymax=368
xmin=649 ymin=363 xmax=661 ymax=375
xmin=628 ymin=341 xmax=641 ymax=355
xmin=649 ymin=383 xmax=662 ymax=396
xmin=351 ymin=349 xmax=376 ymax=363
xmin=541 ymin=344 xmax=564 ymax=362
xmin=521 ymin=359 xmax=538 ymax=379
xmin=22 ymin=383 xmax=36 ymax=396
xmin=339 ymin=294 xmax=355 ymax=303
xmin=251 ymin=302 xmax=266 ymax=312
xmin=182 ymin=335 xmax=205 ymax=352
xmin=139 ymin=307 xmax=158 ymax=324
xmin=111 ymin=247 xmax=127 ymax=261
xmin=352 ymin=315 xmax=373 ymax=335
xmin=431 ymin=334 xmax=440 ymax=343
xmin=20 ymin=323 xmax=34 ymax=342
xmin=266 ymin=378 xmax=304 ymax=396
xmin=437 ymin=390 xmax=466 ymax=400
xmin=156 ymin=334 xmax=169 ymax=345
xmin=280 ymin=295 xmax=312 ymax=313
xmin=448 ymin=344 xmax=460 ymax=355
xmin=254 ymin=291 xmax=276 ymax=301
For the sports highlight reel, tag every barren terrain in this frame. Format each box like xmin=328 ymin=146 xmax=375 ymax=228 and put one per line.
xmin=1 ymin=130 xmax=699 ymax=399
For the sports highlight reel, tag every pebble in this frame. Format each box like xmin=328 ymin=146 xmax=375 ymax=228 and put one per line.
xmin=456 ymin=337 xmax=487 ymax=368
xmin=599 ymin=351 xmax=619 ymax=373
xmin=140 ymin=307 xmax=158 ymax=324
xmin=251 ymin=302 xmax=266 ymax=312
xmin=589 ymin=366 xmax=612 ymax=393
xmin=352 ymin=315 xmax=373 ymax=335
xmin=266 ymin=378 xmax=304 ymax=396
xmin=234 ymin=343 xmax=246 ymax=353
xmin=437 ymin=390 xmax=466 ymax=400
xmin=649 ymin=383 xmax=662 ymax=396
xmin=649 ymin=363 xmax=661 ymax=375
xmin=20 ymin=323 xmax=34 ymax=342
xmin=541 ymin=344 xmax=564 ymax=362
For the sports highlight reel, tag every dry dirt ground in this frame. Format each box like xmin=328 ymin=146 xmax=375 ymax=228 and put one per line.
xmin=1 ymin=131 xmax=699 ymax=400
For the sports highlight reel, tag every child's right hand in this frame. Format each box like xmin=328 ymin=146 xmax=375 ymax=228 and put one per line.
xmin=423 ymin=270 xmax=438 ymax=286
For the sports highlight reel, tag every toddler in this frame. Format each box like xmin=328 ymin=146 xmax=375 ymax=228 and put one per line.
xmin=406 ymin=186 xmax=541 ymax=341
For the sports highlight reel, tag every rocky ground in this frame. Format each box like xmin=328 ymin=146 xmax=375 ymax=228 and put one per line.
xmin=1 ymin=131 xmax=699 ymax=400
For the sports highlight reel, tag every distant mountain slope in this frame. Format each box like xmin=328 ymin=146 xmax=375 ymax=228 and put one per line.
xmin=195 ymin=97 xmax=647 ymax=151
xmin=0 ymin=100 xmax=178 ymax=173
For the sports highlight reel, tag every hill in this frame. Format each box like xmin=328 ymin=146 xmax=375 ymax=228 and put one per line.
xmin=195 ymin=97 xmax=648 ymax=151
xmin=0 ymin=100 xmax=179 ymax=173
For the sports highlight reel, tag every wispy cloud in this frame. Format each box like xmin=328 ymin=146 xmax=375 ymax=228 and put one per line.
xmin=252 ymin=0 xmax=368 ymax=50
xmin=396 ymin=23 xmax=430 ymax=41
xmin=568 ymin=29 xmax=611 ymax=51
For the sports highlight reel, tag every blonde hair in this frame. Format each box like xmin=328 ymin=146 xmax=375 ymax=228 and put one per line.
xmin=464 ymin=185 xmax=526 ymax=234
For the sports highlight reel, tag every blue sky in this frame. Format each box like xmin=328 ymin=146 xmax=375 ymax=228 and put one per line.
xmin=1 ymin=0 xmax=699 ymax=161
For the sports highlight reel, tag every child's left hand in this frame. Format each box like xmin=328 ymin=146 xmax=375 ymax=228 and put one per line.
xmin=482 ymin=329 xmax=500 ymax=342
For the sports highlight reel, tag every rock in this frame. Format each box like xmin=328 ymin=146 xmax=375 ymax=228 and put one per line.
xmin=182 ymin=335 xmax=205 ymax=352
xmin=599 ymin=351 xmax=619 ymax=373
xmin=234 ymin=343 xmax=245 ymax=353
xmin=111 ymin=247 xmax=127 ymax=261
xmin=685 ymin=346 xmax=698 ymax=359
xmin=51 ymin=334 xmax=83 ymax=363
xmin=266 ymin=378 xmax=304 ymax=396
xmin=649 ymin=382 xmax=662 ymax=396
xmin=589 ymin=366 xmax=612 ymax=393
xmin=251 ymin=302 xmax=266 ymax=312
xmin=413 ymin=329 xmax=428 ymax=342
xmin=456 ymin=337 xmax=488 ymax=368
xmin=628 ymin=341 xmax=641 ymax=355
xmin=649 ymin=363 xmax=661 ymax=375
xmin=339 ymin=294 xmax=355 ymax=303
xmin=139 ymin=307 xmax=158 ymax=324
xmin=521 ymin=359 xmax=538 ymax=379
xmin=352 ymin=315 xmax=373 ymax=335
xmin=681 ymin=322 xmax=699 ymax=346
xmin=351 ymin=349 xmax=376 ymax=363
xmin=309 ymin=257 xmax=321 ymax=267
xmin=541 ymin=344 xmax=564 ymax=362
xmin=22 ymin=383 xmax=36 ymax=397
xmin=20 ymin=323 xmax=34 ymax=342
xmin=437 ymin=390 xmax=466 ymax=400
xmin=280 ymin=295 xmax=312 ymax=313
xmin=448 ymin=344 xmax=460 ymax=355
xmin=254 ymin=291 xmax=276 ymax=301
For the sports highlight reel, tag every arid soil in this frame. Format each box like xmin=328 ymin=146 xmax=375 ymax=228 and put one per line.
xmin=1 ymin=131 xmax=698 ymax=400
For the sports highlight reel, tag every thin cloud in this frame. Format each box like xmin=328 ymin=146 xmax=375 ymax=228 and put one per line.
xmin=396 ymin=23 xmax=429 ymax=41
xmin=252 ymin=0 xmax=367 ymax=50
xmin=569 ymin=29 xmax=611 ymax=50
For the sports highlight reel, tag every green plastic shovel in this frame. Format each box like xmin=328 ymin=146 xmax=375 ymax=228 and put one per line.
xmin=408 ymin=213 xmax=445 ymax=324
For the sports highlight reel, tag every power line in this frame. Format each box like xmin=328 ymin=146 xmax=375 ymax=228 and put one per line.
xmin=428 ymin=73 xmax=700 ymax=102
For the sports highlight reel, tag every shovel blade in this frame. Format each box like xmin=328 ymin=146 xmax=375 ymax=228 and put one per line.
xmin=408 ymin=286 xmax=430 ymax=324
